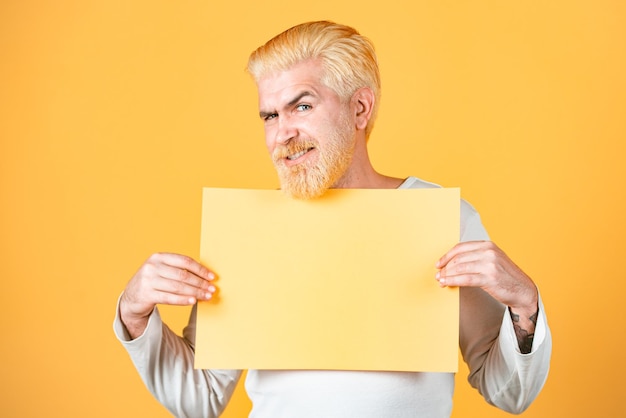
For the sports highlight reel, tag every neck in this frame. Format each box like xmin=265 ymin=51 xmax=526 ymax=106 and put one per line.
xmin=333 ymin=141 xmax=404 ymax=189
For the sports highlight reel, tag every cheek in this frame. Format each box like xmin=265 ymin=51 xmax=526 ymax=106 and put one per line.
xmin=264 ymin=127 xmax=274 ymax=151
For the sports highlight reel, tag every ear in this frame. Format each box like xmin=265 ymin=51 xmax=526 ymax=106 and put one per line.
xmin=351 ymin=87 xmax=375 ymax=131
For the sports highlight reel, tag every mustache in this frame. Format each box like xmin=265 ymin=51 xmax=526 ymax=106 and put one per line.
xmin=272 ymin=139 xmax=319 ymax=162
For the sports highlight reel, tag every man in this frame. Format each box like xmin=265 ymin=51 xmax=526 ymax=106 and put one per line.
xmin=114 ymin=21 xmax=551 ymax=417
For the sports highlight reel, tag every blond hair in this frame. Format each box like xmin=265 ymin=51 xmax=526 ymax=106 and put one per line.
xmin=247 ymin=21 xmax=381 ymax=137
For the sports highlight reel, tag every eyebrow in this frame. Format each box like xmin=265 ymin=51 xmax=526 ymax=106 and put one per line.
xmin=287 ymin=90 xmax=314 ymax=107
xmin=259 ymin=90 xmax=315 ymax=119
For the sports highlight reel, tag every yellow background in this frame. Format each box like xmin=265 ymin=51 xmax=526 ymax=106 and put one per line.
xmin=1 ymin=1 xmax=624 ymax=417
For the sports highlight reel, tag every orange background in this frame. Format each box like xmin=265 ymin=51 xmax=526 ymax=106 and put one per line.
xmin=1 ymin=1 xmax=625 ymax=417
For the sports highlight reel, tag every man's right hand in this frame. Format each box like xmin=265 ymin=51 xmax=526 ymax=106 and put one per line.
xmin=119 ymin=253 xmax=217 ymax=339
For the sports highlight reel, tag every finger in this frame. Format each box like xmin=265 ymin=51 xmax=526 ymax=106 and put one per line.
xmin=436 ymin=240 xmax=494 ymax=268
xmin=436 ymin=256 xmax=485 ymax=286
xmin=151 ymin=253 xmax=215 ymax=281
xmin=438 ymin=249 xmax=483 ymax=272
xmin=151 ymin=287 xmax=215 ymax=306
xmin=156 ymin=263 xmax=214 ymax=291
xmin=436 ymin=269 xmax=485 ymax=288
xmin=148 ymin=270 xmax=217 ymax=299
xmin=437 ymin=241 xmax=504 ymax=276
xmin=436 ymin=241 xmax=479 ymax=268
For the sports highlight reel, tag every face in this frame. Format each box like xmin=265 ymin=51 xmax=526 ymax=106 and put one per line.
xmin=257 ymin=60 xmax=357 ymax=200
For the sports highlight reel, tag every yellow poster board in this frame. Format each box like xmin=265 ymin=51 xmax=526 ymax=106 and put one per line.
xmin=195 ymin=187 xmax=460 ymax=372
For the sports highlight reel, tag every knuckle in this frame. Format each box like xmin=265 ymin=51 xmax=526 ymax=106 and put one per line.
xmin=180 ymin=255 xmax=194 ymax=269
xmin=142 ymin=262 xmax=157 ymax=276
xmin=148 ymin=252 xmax=164 ymax=263
xmin=484 ymin=247 xmax=498 ymax=260
xmin=487 ymin=263 xmax=499 ymax=276
xmin=197 ymin=264 xmax=210 ymax=278
xmin=132 ymin=267 xmax=151 ymax=286
xmin=470 ymin=274 xmax=483 ymax=287
xmin=158 ymin=292 xmax=176 ymax=305
xmin=172 ymin=279 xmax=187 ymax=293
xmin=483 ymin=240 xmax=494 ymax=248
xmin=177 ymin=268 xmax=191 ymax=282
xmin=454 ymin=262 xmax=467 ymax=274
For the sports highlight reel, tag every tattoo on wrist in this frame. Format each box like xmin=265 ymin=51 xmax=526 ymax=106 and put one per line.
xmin=509 ymin=309 xmax=538 ymax=354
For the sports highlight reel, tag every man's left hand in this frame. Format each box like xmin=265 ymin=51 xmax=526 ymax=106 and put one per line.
xmin=436 ymin=241 xmax=539 ymax=352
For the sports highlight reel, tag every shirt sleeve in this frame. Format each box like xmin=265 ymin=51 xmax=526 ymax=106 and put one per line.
xmin=458 ymin=199 xmax=552 ymax=413
xmin=465 ymin=294 xmax=552 ymax=413
xmin=113 ymin=295 xmax=242 ymax=418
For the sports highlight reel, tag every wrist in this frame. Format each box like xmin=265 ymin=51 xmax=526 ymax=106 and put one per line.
xmin=119 ymin=294 xmax=153 ymax=340
xmin=509 ymin=283 xmax=538 ymax=317
xmin=508 ymin=292 xmax=539 ymax=355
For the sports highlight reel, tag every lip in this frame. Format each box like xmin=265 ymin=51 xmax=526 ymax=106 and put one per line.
xmin=284 ymin=147 xmax=315 ymax=166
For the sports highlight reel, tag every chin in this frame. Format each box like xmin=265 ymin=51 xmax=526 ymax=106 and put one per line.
xmin=281 ymin=186 xmax=328 ymax=200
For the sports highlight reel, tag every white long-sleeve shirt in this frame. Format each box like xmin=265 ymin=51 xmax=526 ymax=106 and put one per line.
xmin=114 ymin=177 xmax=552 ymax=417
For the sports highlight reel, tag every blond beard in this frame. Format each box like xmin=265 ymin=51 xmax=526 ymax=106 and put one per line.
xmin=272 ymin=117 xmax=355 ymax=200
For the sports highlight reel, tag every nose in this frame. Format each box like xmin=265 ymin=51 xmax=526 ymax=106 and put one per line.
xmin=275 ymin=115 xmax=298 ymax=145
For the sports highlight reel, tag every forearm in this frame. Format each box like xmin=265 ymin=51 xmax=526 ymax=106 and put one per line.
xmin=467 ymin=294 xmax=551 ymax=414
xmin=509 ymin=305 xmax=539 ymax=354
xmin=113 ymin=298 xmax=241 ymax=417
xmin=506 ymin=278 xmax=539 ymax=354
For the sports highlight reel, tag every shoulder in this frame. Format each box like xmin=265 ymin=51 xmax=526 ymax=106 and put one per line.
xmin=397 ymin=176 xmax=441 ymax=190
xmin=400 ymin=176 xmax=489 ymax=241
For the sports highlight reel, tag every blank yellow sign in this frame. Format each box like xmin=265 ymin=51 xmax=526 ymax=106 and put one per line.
xmin=195 ymin=187 xmax=460 ymax=372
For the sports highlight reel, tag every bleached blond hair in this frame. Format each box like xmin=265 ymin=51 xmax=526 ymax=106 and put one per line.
xmin=247 ymin=21 xmax=381 ymax=138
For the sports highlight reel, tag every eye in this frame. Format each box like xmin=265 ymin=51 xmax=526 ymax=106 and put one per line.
xmin=296 ymin=104 xmax=312 ymax=112
xmin=263 ymin=113 xmax=278 ymax=122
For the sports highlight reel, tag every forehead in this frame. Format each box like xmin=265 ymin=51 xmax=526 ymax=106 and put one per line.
xmin=257 ymin=60 xmax=332 ymax=107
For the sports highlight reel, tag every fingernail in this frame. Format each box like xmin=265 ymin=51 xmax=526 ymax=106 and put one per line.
xmin=208 ymin=272 xmax=215 ymax=280
xmin=208 ymin=285 xmax=216 ymax=293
